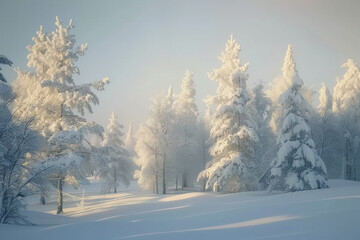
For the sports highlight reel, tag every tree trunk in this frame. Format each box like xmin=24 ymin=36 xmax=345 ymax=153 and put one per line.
xmin=175 ymin=174 xmax=178 ymax=191
xmin=162 ymin=155 xmax=166 ymax=194
xmin=182 ymin=172 xmax=187 ymax=190
xmin=155 ymin=174 xmax=159 ymax=194
xmin=345 ymin=137 xmax=353 ymax=180
xmin=114 ymin=167 xmax=117 ymax=193
xmin=57 ymin=173 xmax=63 ymax=214
xmin=202 ymin=139 xmax=207 ymax=191
xmin=40 ymin=196 xmax=46 ymax=205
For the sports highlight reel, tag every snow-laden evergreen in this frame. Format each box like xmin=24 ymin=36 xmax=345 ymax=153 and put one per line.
xmin=309 ymin=83 xmax=341 ymax=178
xmin=332 ymin=59 xmax=360 ymax=181
xmin=333 ymin=59 xmax=360 ymax=113
xmin=12 ymin=17 xmax=109 ymax=138
xmin=11 ymin=17 xmax=109 ymax=214
xmin=172 ymin=70 xmax=199 ymax=189
xmin=318 ymin=83 xmax=333 ymax=116
xmin=268 ymin=64 xmax=328 ymax=192
xmin=0 ymin=55 xmax=12 ymax=83
xmin=248 ymin=83 xmax=276 ymax=184
xmin=98 ymin=113 xmax=132 ymax=193
xmin=134 ymin=91 xmax=174 ymax=194
xmin=124 ymin=124 xmax=136 ymax=157
xmin=198 ymin=36 xmax=258 ymax=192
xmin=267 ymin=45 xmax=316 ymax=133
xmin=267 ymin=45 xmax=296 ymax=104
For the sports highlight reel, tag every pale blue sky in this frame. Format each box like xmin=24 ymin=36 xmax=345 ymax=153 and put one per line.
xmin=1 ymin=0 xmax=360 ymax=129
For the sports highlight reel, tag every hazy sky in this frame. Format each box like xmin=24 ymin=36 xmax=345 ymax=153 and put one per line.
xmin=1 ymin=0 xmax=360 ymax=129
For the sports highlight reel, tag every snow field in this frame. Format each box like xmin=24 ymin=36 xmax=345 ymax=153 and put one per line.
xmin=1 ymin=180 xmax=360 ymax=240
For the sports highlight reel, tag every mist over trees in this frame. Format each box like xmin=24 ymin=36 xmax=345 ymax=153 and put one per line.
xmin=2 ymin=16 xmax=360 ymax=225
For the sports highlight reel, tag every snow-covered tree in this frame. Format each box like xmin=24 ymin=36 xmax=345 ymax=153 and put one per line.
xmin=0 ymin=83 xmax=48 ymax=224
xmin=333 ymin=59 xmax=360 ymax=113
xmin=11 ymin=17 xmax=109 ymax=213
xmin=172 ymin=70 xmax=199 ymax=189
xmin=124 ymin=124 xmax=136 ymax=157
xmin=268 ymin=65 xmax=328 ymax=192
xmin=0 ymin=55 xmax=13 ymax=83
xmin=248 ymin=83 xmax=276 ymax=185
xmin=310 ymin=83 xmax=342 ymax=178
xmin=318 ymin=83 xmax=333 ymax=116
xmin=332 ymin=59 xmax=360 ymax=181
xmin=98 ymin=113 xmax=132 ymax=193
xmin=267 ymin=45 xmax=316 ymax=133
xmin=196 ymin=117 xmax=212 ymax=191
xmin=134 ymin=91 xmax=174 ymax=194
xmin=198 ymin=36 xmax=258 ymax=192
xmin=0 ymin=55 xmax=13 ymax=101
xmin=267 ymin=45 xmax=297 ymax=104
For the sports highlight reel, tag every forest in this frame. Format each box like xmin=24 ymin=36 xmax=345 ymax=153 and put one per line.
xmin=1 ymin=16 xmax=359 ymax=227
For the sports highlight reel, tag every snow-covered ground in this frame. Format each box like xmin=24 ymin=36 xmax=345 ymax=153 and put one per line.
xmin=1 ymin=180 xmax=360 ymax=240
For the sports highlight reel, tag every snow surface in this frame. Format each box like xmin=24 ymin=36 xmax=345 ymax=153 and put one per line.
xmin=1 ymin=180 xmax=360 ymax=240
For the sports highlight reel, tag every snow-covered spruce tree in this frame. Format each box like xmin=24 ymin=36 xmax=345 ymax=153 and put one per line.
xmin=318 ymin=83 xmax=333 ymax=117
xmin=198 ymin=36 xmax=258 ymax=193
xmin=124 ymin=124 xmax=136 ymax=159
xmin=99 ymin=113 xmax=132 ymax=193
xmin=172 ymin=70 xmax=199 ymax=189
xmin=248 ymin=83 xmax=276 ymax=187
xmin=12 ymin=17 xmax=109 ymax=214
xmin=0 ymin=55 xmax=13 ymax=101
xmin=333 ymin=59 xmax=360 ymax=181
xmin=0 ymin=55 xmax=13 ymax=83
xmin=134 ymin=91 xmax=174 ymax=194
xmin=267 ymin=45 xmax=316 ymax=133
xmin=196 ymin=116 xmax=212 ymax=191
xmin=268 ymin=69 xmax=328 ymax=192
xmin=310 ymin=83 xmax=342 ymax=178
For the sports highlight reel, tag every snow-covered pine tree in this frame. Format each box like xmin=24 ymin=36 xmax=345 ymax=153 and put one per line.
xmin=318 ymin=83 xmax=333 ymax=116
xmin=198 ymin=36 xmax=258 ymax=193
xmin=0 ymin=55 xmax=13 ymax=101
xmin=12 ymin=17 xmax=109 ymax=214
xmin=0 ymin=55 xmax=13 ymax=83
xmin=196 ymin=116 xmax=212 ymax=191
xmin=268 ymin=64 xmax=328 ymax=192
xmin=124 ymin=124 xmax=136 ymax=157
xmin=99 ymin=113 xmax=132 ymax=193
xmin=248 ymin=83 xmax=276 ymax=187
xmin=173 ymin=70 xmax=199 ymax=189
xmin=333 ymin=59 xmax=360 ymax=181
xmin=134 ymin=90 xmax=174 ymax=194
xmin=311 ymin=83 xmax=342 ymax=178
xmin=267 ymin=45 xmax=316 ymax=133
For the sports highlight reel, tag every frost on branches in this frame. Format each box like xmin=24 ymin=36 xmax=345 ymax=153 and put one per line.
xmin=0 ymin=82 xmax=47 ymax=225
xmin=173 ymin=70 xmax=199 ymax=189
xmin=98 ymin=113 xmax=132 ymax=193
xmin=318 ymin=83 xmax=333 ymax=117
xmin=124 ymin=124 xmax=136 ymax=158
xmin=333 ymin=59 xmax=360 ymax=181
xmin=268 ymin=66 xmax=328 ymax=192
xmin=309 ymin=83 xmax=341 ymax=178
xmin=248 ymin=83 xmax=276 ymax=183
xmin=11 ymin=17 xmax=109 ymax=214
xmin=134 ymin=92 xmax=174 ymax=194
xmin=198 ymin=36 xmax=258 ymax=193
xmin=267 ymin=45 xmax=315 ymax=133
xmin=333 ymin=59 xmax=360 ymax=113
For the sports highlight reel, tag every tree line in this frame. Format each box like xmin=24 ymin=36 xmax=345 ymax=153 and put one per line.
xmin=1 ymin=18 xmax=360 ymax=225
